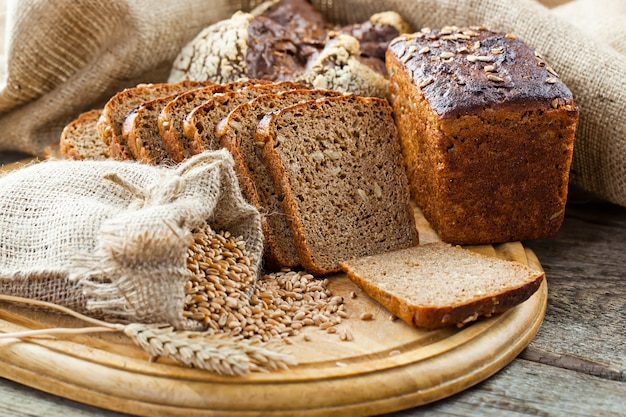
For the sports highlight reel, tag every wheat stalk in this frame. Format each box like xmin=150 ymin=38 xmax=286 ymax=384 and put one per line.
xmin=124 ymin=323 xmax=297 ymax=376
xmin=0 ymin=294 xmax=297 ymax=376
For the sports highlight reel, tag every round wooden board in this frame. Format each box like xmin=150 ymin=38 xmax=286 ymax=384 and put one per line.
xmin=0 ymin=160 xmax=547 ymax=416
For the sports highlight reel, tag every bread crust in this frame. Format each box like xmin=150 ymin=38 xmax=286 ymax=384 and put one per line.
xmin=183 ymin=81 xmax=308 ymax=155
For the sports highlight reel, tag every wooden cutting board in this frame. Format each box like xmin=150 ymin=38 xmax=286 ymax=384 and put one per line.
xmin=0 ymin=159 xmax=547 ymax=416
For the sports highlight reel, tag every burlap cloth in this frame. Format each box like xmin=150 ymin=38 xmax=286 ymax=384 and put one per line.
xmin=0 ymin=0 xmax=623 ymax=206
xmin=0 ymin=150 xmax=264 ymax=330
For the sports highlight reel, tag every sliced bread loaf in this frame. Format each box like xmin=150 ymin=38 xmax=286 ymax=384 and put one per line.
xmin=99 ymin=80 xmax=213 ymax=161
xmin=184 ymin=81 xmax=309 ymax=154
xmin=159 ymin=79 xmax=271 ymax=163
xmin=256 ymin=94 xmax=419 ymax=275
xmin=340 ymin=242 xmax=545 ymax=329
xmin=60 ymin=109 xmax=108 ymax=160
xmin=217 ymin=88 xmax=343 ymax=268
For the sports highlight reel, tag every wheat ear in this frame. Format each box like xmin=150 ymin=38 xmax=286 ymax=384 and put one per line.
xmin=0 ymin=294 xmax=297 ymax=376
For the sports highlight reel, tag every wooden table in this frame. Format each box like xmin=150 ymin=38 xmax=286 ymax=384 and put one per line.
xmin=0 ymin=150 xmax=624 ymax=416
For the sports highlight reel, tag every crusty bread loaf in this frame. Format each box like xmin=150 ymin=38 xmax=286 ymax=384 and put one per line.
xmin=59 ymin=109 xmax=108 ymax=160
xmin=340 ymin=242 xmax=545 ymax=329
xmin=256 ymin=94 xmax=419 ymax=275
xmin=159 ymin=79 xmax=271 ymax=163
xmin=98 ymin=80 xmax=213 ymax=161
xmin=386 ymin=27 xmax=579 ymax=245
xmin=169 ymin=0 xmax=328 ymax=84
xmin=184 ymin=81 xmax=308 ymax=154
xmin=217 ymin=88 xmax=342 ymax=268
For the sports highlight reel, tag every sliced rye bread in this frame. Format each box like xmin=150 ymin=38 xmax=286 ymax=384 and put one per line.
xmin=256 ymin=94 xmax=419 ymax=275
xmin=159 ymin=79 xmax=272 ymax=163
xmin=217 ymin=89 xmax=343 ymax=269
xmin=59 ymin=109 xmax=108 ymax=160
xmin=99 ymin=80 xmax=213 ymax=161
xmin=183 ymin=81 xmax=309 ymax=155
xmin=340 ymin=242 xmax=545 ymax=329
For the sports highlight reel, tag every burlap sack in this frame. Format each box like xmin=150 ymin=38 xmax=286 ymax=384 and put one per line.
xmin=0 ymin=150 xmax=263 ymax=330
xmin=0 ymin=0 xmax=624 ymax=206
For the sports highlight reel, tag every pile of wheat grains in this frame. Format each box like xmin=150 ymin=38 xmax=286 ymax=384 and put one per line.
xmin=184 ymin=225 xmax=350 ymax=344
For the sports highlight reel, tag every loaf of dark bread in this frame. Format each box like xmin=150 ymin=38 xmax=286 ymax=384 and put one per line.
xmin=386 ymin=27 xmax=579 ymax=245
xmin=256 ymin=94 xmax=419 ymax=275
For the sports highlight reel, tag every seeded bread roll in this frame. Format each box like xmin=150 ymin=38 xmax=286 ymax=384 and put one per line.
xmin=386 ymin=27 xmax=579 ymax=245
xmin=159 ymin=79 xmax=271 ymax=163
xmin=296 ymin=32 xmax=390 ymax=98
xmin=184 ymin=81 xmax=308 ymax=154
xmin=256 ymin=94 xmax=419 ymax=275
xmin=217 ymin=88 xmax=343 ymax=269
xmin=340 ymin=242 xmax=545 ymax=329
xmin=339 ymin=11 xmax=412 ymax=74
xmin=98 ymin=80 xmax=213 ymax=161
xmin=59 ymin=109 xmax=108 ymax=160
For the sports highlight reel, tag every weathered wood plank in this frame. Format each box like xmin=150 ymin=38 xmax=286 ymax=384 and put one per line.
xmin=392 ymin=359 xmax=626 ymax=417
xmin=524 ymin=203 xmax=626 ymax=373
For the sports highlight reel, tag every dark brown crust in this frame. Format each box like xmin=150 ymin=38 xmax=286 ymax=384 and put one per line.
xmin=387 ymin=28 xmax=575 ymax=118
xmin=386 ymin=28 xmax=579 ymax=245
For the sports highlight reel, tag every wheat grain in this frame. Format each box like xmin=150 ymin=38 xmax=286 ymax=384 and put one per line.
xmin=184 ymin=224 xmax=348 ymax=344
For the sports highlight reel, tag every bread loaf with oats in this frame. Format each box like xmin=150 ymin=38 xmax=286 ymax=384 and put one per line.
xmin=386 ymin=27 xmax=579 ymax=245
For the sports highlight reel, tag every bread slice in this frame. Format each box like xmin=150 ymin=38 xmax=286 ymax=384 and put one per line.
xmin=60 ymin=109 xmax=108 ymax=160
xmin=123 ymin=92 xmax=184 ymax=164
xmin=340 ymin=242 xmax=545 ymax=329
xmin=184 ymin=81 xmax=309 ymax=154
xmin=218 ymin=89 xmax=343 ymax=268
xmin=98 ymin=80 xmax=213 ymax=161
xmin=257 ymin=94 xmax=419 ymax=275
xmin=159 ymin=79 xmax=272 ymax=163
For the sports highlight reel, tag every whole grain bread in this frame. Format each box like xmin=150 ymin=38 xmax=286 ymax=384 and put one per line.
xmin=98 ymin=80 xmax=213 ymax=161
xmin=340 ymin=242 xmax=545 ymax=329
xmin=256 ymin=94 xmax=419 ymax=275
xmin=59 ymin=109 xmax=108 ymax=160
xmin=184 ymin=81 xmax=308 ymax=154
xmin=159 ymin=79 xmax=271 ymax=163
xmin=217 ymin=88 xmax=343 ymax=269
xmin=386 ymin=27 xmax=579 ymax=245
